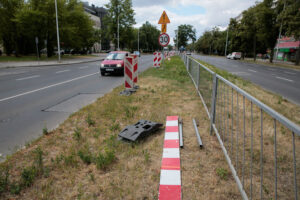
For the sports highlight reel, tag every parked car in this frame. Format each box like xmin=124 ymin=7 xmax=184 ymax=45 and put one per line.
xmin=230 ymin=52 xmax=241 ymax=60
xmin=54 ymin=49 xmax=65 ymax=55
xmin=133 ymin=51 xmax=141 ymax=57
xmin=186 ymin=51 xmax=191 ymax=55
xmin=226 ymin=54 xmax=232 ymax=59
xmin=100 ymin=51 xmax=129 ymax=76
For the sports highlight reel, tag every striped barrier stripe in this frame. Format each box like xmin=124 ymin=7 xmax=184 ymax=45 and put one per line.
xmin=159 ymin=116 xmax=181 ymax=200
xmin=125 ymin=56 xmax=133 ymax=89
xmin=132 ymin=54 xmax=138 ymax=84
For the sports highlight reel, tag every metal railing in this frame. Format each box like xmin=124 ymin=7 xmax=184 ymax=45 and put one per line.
xmin=181 ymin=54 xmax=300 ymax=200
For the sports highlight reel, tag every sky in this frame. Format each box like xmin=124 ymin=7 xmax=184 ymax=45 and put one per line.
xmin=86 ymin=0 xmax=257 ymax=45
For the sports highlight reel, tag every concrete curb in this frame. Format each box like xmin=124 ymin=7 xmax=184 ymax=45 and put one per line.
xmin=0 ymin=58 xmax=104 ymax=69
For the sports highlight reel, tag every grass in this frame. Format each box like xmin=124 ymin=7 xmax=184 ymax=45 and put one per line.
xmin=0 ymin=56 xmax=275 ymax=199
xmin=0 ymin=54 xmax=98 ymax=62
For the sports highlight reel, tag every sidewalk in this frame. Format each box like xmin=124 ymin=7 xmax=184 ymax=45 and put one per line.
xmin=0 ymin=53 xmax=106 ymax=69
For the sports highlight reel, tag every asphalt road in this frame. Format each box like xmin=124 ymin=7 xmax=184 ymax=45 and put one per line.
xmin=0 ymin=55 xmax=153 ymax=158
xmin=192 ymin=54 xmax=300 ymax=105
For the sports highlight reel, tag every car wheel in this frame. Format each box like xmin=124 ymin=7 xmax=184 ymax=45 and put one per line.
xmin=101 ymin=72 xmax=105 ymax=76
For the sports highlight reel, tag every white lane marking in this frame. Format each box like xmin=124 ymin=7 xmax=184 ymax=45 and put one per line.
xmin=268 ymin=68 xmax=276 ymax=71
xmin=248 ymin=69 xmax=257 ymax=73
xmin=79 ymin=66 xmax=89 ymax=69
xmin=284 ymin=71 xmax=296 ymax=75
xmin=16 ymin=75 xmax=40 ymax=81
xmin=55 ymin=69 xmax=70 ymax=74
xmin=0 ymin=72 xmax=99 ymax=103
xmin=276 ymin=76 xmax=294 ymax=82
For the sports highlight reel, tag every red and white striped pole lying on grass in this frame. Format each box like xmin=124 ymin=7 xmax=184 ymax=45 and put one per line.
xmin=158 ymin=116 xmax=182 ymax=200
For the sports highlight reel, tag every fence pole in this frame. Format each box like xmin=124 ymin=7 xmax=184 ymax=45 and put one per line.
xmin=210 ymin=73 xmax=218 ymax=135
xmin=196 ymin=64 xmax=200 ymax=90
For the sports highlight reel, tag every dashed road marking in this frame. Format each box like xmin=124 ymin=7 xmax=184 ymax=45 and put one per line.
xmin=284 ymin=71 xmax=296 ymax=75
xmin=248 ymin=69 xmax=257 ymax=73
xmin=56 ymin=70 xmax=70 ymax=74
xmin=0 ymin=72 xmax=99 ymax=102
xmin=268 ymin=68 xmax=276 ymax=71
xmin=79 ymin=66 xmax=89 ymax=69
xmin=276 ymin=76 xmax=294 ymax=82
xmin=16 ymin=75 xmax=40 ymax=81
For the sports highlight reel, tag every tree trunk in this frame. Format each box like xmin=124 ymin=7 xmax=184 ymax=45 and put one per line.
xmin=296 ymin=39 xmax=300 ymax=66
xmin=269 ymin=48 xmax=274 ymax=63
xmin=253 ymin=35 xmax=256 ymax=61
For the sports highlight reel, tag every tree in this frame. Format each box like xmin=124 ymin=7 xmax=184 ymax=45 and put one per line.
xmin=174 ymin=24 xmax=196 ymax=48
xmin=279 ymin=0 xmax=300 ymax=65
xmin=104 ymin=0 xmax=135 ymax=50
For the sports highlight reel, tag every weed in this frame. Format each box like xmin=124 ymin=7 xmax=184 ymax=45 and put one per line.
xmin=43 ymin=125 xmax=48 ymax=135
xmin=9 ymin=183 xmax=21 ymax=195
xmin=78 ymin=148 xmax=93 ymax=165
xmin=142 ymin=149 xmax=150 ymax=163
xmin=109 ymin=123 xmax=120 ymax=132
xmin=216 ymin=167 xmax=228 ymax=180
xmin=33 ymin=147 xmax=44 ymax=174
xmin=0 ymin=165 xmax=9 ymax=194
xmin=89 ymin=173 xmax=95 ymax=183
xmin=86 ymin=114 xmax=96 ymax=127
xmin=73 ymin=128 xmax=82 ymax=141
xmin=21 ymin=166 xmax=37 ymax=187
xmin=95 ymin=150 xmax=116 ymax=170
xmin=63 ymin=152 xmax=78 ymax=167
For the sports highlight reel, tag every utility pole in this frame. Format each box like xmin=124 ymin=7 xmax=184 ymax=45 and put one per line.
xmin=225 ymin=28 xmax=229 ymax=56
xmin=55 ymin=0 xmax=61 ymax=62
xmin=138 ymin=28 xmax=140 ymax=52
xmin=175 ymin=30 xmax=179 ymax=51
xmin=276 ymin=0 xmax=286 ymax=60
xmin=117 ymin=6 xmax=120 ymax=51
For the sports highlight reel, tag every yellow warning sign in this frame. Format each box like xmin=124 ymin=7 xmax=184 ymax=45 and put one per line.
xmin=161 ymin=24 xmax=167 ymax=33
xmin=158 ymin=11 xmax=170 ymax=24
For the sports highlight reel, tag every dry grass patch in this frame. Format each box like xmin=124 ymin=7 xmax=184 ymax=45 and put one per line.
xmin=0 ymin=57 xmax=242 ymax=199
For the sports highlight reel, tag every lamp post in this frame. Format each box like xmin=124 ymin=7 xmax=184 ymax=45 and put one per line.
xmin=117 ymin=6 xmax=120 ymax=51
xmin=138 ymin=28 xmax=140 ymax=52
xmin=225 ymin=27 xmax=229 ymax=56
xmin=55 ymin=0 xmax=61 ymax=62
xmin=175 ymin=30 xmax=179 ymax=51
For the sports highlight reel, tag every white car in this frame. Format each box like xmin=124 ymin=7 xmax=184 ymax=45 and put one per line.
xmin=226 ymin=54 xmax=231 ymax=59
xmin=228 ymin=52 xmax=241 ymax=60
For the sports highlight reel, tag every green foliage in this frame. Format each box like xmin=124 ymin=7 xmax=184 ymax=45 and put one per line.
xmin=95 ymin=150 xmax=116 ymax=170
xmin=21 ymin=166 xmax=37 ymax=187
xmin=216 ymin=167 xmax=228 ymax=180
xmin=104 ymin=0 xmax=136 ymax=50
xmin=43 ymin=125 xmax=48 ymax=135
xmin=0 ymin=165 xmax=9 ymax=194
xmin=33 ymin=147 xmax=44 ymax=174
xmin=86 ymin=114 xmax=96 ymax=127
xmin=174 ymin=24 xmax=196 ymax=49
xmin=78 ymin=148 xmax=93 ymax=165
xmin=0 ymin=0 xmax=96 ymax=56
xmin=73 ymin=128 xmax=82 ymax=141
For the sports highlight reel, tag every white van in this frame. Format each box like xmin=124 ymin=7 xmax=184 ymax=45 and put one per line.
xmin=229 ymin=52 xmax=241 ymax=60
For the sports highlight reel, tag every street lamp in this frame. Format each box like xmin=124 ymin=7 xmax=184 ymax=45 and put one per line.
xmin=55 ymin=0 xmax=61 ymax=62
xmin=117 ymin=5 xmax=120 ymax=51
xmin=138 ymin=27 xmax=140 ymax=52
xmin=175 ymin=30 xmax=178 ymax=51
xmin=225 ymin=27 xmax=229 ymax=56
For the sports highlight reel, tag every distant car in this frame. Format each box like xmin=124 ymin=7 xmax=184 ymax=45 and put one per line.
xmin=229 ymin=52 xmax=241 ymax=60
xmin=54 ymin=49 xmax=65 ymax=55
xmin=226 ymin=54 xmax=231 ymax=59
xmin=133 ymin=51 xmax=141 ymax=57
xmin=100 ymin=51 xmax=129 ymax=76
xmin=186 ymin=51 xmax=191 ymax=55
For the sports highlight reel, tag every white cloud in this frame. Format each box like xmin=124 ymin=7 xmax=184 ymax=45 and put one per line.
xmin=86 ymin=0 xmax=258 ymax=45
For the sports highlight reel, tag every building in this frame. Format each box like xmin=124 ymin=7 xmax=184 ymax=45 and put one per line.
xmin=82 ymin=2 xmax=111 ymax=52
xmin=274 ymin=37 xmax=300 ymax=62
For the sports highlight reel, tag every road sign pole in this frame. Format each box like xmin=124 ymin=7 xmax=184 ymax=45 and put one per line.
xmin=55 ymin=0 xmax=61 ymax=62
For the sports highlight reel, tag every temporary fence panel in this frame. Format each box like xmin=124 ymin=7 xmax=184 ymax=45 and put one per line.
xmin=181 ymin=54 xmax=300 ymax=200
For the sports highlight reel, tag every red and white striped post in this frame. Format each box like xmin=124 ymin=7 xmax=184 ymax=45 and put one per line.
xmin=124 ymin=56 xmax=134 ymax=89
xmin=131 ymin=54 xmax=138 ymax=86
xmin=153 ymin=52 xmax=158 ymax=67
xmin=157 ymin=52 xmax=162 ymax=67
xmin=158 ymin=116 xmax=182 ymax=200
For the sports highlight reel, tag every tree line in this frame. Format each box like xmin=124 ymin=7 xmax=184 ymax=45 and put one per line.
xmin=0 ymin=0 xmax=99 ymax=57
xmin=195 ymin=0 xmax=300 ymax=65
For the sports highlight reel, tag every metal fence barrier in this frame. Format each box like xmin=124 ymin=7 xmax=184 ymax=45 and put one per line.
xmin=181 ymin=54 xmax=300 ymax=200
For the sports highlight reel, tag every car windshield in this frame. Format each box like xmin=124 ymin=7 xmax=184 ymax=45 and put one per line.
xmin=106 ymin=53 xmax=125 ymax=60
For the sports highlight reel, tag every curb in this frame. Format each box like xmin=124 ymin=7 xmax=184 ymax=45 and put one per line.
xmin=0 ymin=58 xmax=104 ymax=69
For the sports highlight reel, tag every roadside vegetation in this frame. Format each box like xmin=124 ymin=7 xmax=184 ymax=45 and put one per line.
xmin=0 ymin=56 xmax=241 ymax=199
xmin=0 ymin=54 xmax=98 ymax=62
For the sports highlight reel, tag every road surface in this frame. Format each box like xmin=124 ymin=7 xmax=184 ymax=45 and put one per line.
xmin=192 ymin=54 xmax=300 ymax=105
xmin=0 ymin=55 xmax=153 ymax=158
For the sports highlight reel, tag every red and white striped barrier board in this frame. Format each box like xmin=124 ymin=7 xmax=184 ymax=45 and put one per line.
xmin=158 ymin=116 xmax=181 ymax=200
xmin=125 ymin=56 xmax=134 ymax=89
xmin=153 ymin=52 xmax=162 ymax=68
xmin=131 ymin=54 xmax=138 ymax=85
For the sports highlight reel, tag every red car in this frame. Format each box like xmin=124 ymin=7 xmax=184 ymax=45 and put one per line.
xmin=100 ymin=51 xmax=129 ymax=76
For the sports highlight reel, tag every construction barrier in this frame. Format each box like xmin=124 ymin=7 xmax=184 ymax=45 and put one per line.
xmin=158 ymin=116 xmax=182 ymax=200
xmin=132 ymin=54 xmax=138 ymax=85
xmin=125 ymin=56 xmax=134 ymax=89
xmin=153 ymin=52 xmax=162 ymax=68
